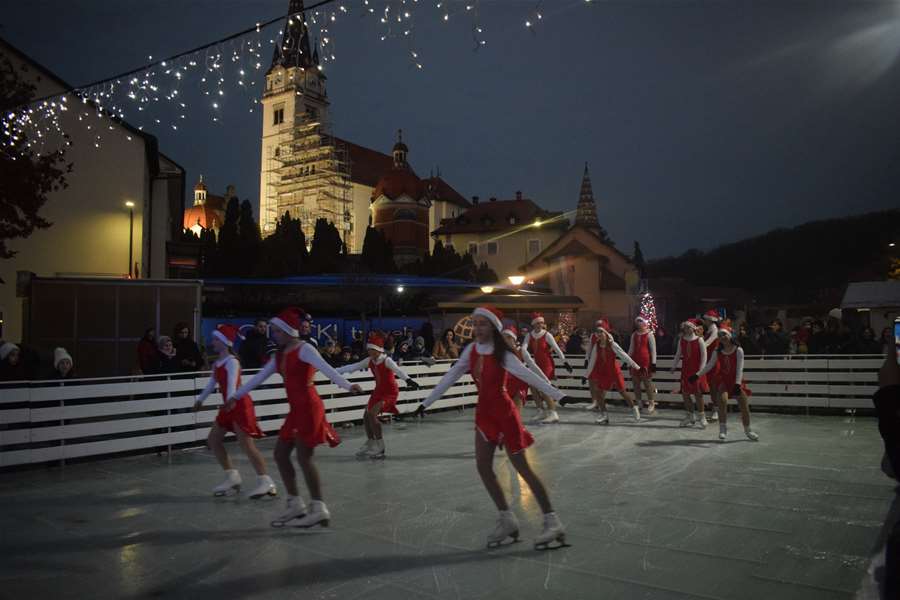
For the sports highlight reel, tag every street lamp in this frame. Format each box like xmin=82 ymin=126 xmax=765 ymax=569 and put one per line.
xmin=480 ymin=286 xmax=494 ymax=294
xmin=507 ymin=275 xmax=525 ymax=286
xmin=396 ymin=286 xmax=404 ymax=293
xmin=125 ymin=201 xmax=135 ymax=278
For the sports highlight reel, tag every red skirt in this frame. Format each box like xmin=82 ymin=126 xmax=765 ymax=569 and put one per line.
xmin=630 ymin=367 xmax=652 ymax=380
xmin=715 ymin=380 xmax=752 ymax=397
xmin=680 ymin=373 xmax=710 ymax=395
xmin=368 ymin=391 xmax=399 ymax=415
xmin=476 ymin=407 xmax=534 ymax=454
xmin=278 ymin=389 xmax=341 ymax=448
xmin=506 ymin=376 xmax=529 ymax=403
xmin=215 ymin=396 xmax=264 ymax=438
xmin=589 ymin=368 xmax=626 ymax=391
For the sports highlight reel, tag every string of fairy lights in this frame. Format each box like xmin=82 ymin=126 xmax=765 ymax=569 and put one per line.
xmin=1 ymin=0 xmax=594 ymax=160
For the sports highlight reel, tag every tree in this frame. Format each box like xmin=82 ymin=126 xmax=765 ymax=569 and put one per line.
xmin=216 ymin=197 xmax=241 ymax=275
xmin=199 ymin=228 xmax=218 ymax=277
xmin=307 ymin=218 xmax=343 ymax=274
xmin=257 ymin=212 xmax=307 ymax=277
xmin=360 ymin=226 xmax=396 ymax=273
xmin=237 ymin=199 xmax=261 ymax=277
xmin=0 ymin=56 xmax=71 ymax=259
xmin=633 ymin=241 xmax=646 ymax=278
xmin=475 ymin=261 xmax=498 ymax=284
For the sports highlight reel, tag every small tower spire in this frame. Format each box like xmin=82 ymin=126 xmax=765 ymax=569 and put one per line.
xmin=575 ymin=162 xmax=601 ymax=232
xmin=392 ymin=128 xmax=409 ymax=168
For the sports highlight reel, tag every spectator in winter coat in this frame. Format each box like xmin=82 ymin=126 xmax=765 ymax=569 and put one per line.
xmin=136 ymin=328 xmax=157 ymax=374
xmin=565 ymin=330 xmax=585 ymax=356
xmin=393 ymin=341 xmax=412 ymax=364
xmin=238 ymin=320 xmax=272 ymax=369
xmin=173 ymin=322 xmax=204 ymax=372
xmin=737 ymin=323 xmax=760 ymax=355
xmin=47 ymin=347 xmax=76 ymax=380
xmin=432 ymin=329 xmax=460 ymax=359
xmin=762 ymin=319 xmax=790 ymax=355
xmin=156 ymin=336 xmax=181 ymax=374
xmin=0 ymin=342 xmax=28 ymax=381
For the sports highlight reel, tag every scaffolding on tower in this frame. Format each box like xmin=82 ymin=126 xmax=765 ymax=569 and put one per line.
xmin=263 ymin=104 xmax=353 ymax=249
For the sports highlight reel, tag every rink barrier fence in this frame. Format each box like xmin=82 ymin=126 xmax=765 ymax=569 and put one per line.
xmin=0 ymin=354 xmax=881 ymax=467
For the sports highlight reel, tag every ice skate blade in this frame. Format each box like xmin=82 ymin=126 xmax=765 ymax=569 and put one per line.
xmin=270 ymin=513 xmax=305 ymax=528
xmin=367 ymin=453 xmax=385 ymax=460
xmin=295 ymin=518 xmax=330 ymax=529
xmin=213 ymin=485 xmax=241 ymax=497
xmin=249 ymin=488 xmax=278 ymax=500
xmin=534 ymin=535 xmax=570 ymax=551
xmin=487 ymin=533 xmax=520 ymax=549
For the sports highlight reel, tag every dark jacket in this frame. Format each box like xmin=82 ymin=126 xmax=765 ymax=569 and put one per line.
xmin=156 ymin=351 xmax=182 ymax=374
xmin=173 ymin=338 xmax=204 ymax=372
xmin=239 ymin=330 xmax=270 ymax=369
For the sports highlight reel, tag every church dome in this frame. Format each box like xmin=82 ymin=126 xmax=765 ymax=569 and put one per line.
xmin=372 ymin=167 xmax=425 ymax=202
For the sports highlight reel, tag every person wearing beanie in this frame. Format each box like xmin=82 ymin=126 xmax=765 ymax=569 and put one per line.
xmin=230 ymin=307 xmax=363 ymax=529
xmin=193 ymin=324 xmax=276 ymax=500
xmin=628 ymin=317 xmax=658 ymax=414
xmin=413 ymin=306 xmax=576 ymax=550
xmin=585 ymin=320 xmax=642 ymax=425
xmin=694 ymin=326 xmax=759 ymax=442
xmin=335 ymin=331 xmax=421 ymax=459
xmin=671 ymin=319 xmax=710 ymax=428
xmin=50 ymin=347 xmax=76 ymax=380
xmin=522 ymin=312 xmax=573 ymax=425
xmin=0 ymin=342 xmax=26 ymax=382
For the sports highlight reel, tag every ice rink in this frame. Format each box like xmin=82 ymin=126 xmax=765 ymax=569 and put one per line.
xmin=0 ymin=405 xmax=894 ymax=600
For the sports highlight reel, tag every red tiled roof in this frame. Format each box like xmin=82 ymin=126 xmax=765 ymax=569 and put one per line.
xmin=183 ymin=205 xmax=224 ymax=231
xmin=335 ymin=137 xmax=413 ymax=187
xmin=425 ymin=176 xmax=470 ymax=208
xmin=432 ymin=198 xmax=566 ymax=235
xmin=372 ymin=167 xmax=426 ymax=201
xmin=204 ymin=194 xmax=227 ymax=212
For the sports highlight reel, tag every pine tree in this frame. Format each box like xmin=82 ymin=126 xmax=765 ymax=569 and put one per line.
xmin=633 ymin=241 xmax=646 ymax=278
xmin=308 ymin=218 xmax=343 ymax=274
xmin=237 ymin=199 xmax=261 ymax=277
xmin=217 ymin=197 xmax=241 ymax=275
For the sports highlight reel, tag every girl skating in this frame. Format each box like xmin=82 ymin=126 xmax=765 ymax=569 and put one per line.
xmin=628 ymin=316 xmax=658 ymax=414
xmin=414 ymin=306 xmax=575 ymax=550
xmin=502 ymin=325 xmax=551 ymax=410
xmin=335 ymin=332 xmax=420 ymax=459
xmin=672 ymin=319 xmax=710 ymax=428
xmin=523 ymin=312 xmax=573 ymax=424
xmin=584 ymin=320 xmax=642 ymax=424
xmin=230 ymin=307 xmax=363 ymax=528
xmin=193 ymin=324 xmax=276 ymax=499
xmin=693 ymin=325 xmax=760 ymax=442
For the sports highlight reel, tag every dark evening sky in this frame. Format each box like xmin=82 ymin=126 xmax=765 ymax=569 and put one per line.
xmin=2 ymin=0 xmax=899 ymax=258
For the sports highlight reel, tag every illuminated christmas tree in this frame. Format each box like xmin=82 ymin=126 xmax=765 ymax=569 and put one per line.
xmin=640 ymin=292 xmax=658 ymax=332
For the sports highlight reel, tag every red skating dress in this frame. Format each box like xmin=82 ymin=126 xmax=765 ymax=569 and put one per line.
xmin=705 ymin=333 xmax=721 ymax=393
xmin=471 ymin=346 xmax=534 ymax=454
xmin=528 ymin=334 xmax=556 ymax=381
xmin=276 ymin=346 xmax=340 ymax=447
xmin=715 ymin=348 xmax=752 ymax=397
xmin=588 ymin=341 xmax=626 ymax=391
xmin=368 ymin=357 xmax=400 ymax=415
xmin=629 ymin=332 xmax=653 ymax=379
xmin=680 ymin=337 xmax=709 ymax=394
xmin=213 ymin=357 xmax=264 ymax=438
xmin=505 ymin=349 xmax=529 ymax=404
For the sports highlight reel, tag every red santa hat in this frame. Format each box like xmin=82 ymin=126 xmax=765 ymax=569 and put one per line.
xmin=367 ymin=332 xmax=386 ymax=353
xmin=501 ymin=324 xmax=518 ymax=340
xmin=270 ymin=307 xmax=309 ymax=338
xmin=635 ymin=316 xmax=648 ymax=326
xmin=530 ymin=312 xmax=545 ymax=325
xmin=212 ymin=323 xmax=244 ymax=347
xmin=718 ymin=325 xmax=734 ymax=339
xmin=595 ymin=318 xmax=611 ymax=332
xmin=702 ymin=309 xmax=720 ymax=322
xmin=473 ymin=306 xmax=504 ymax=332
xmin=683 ymin=318 xmax=703 ymax=330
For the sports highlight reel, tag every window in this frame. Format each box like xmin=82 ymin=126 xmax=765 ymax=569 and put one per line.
xmin=487 ymin=241 xmax=498 ymax=255
xmin=528 ymin=239 xmax=541 ymax=256
xmin=274 ymin=147 xmax=281 ymax=158
xmin=394 ymin=209 xmax=417 ymax=220
xmin=468 ymin=242 xmax=478 ymax=255
xmin=273 ymin=106 xmax=285 ymax=126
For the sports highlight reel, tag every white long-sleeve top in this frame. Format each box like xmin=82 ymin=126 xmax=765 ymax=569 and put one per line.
xmin=230 ymin=342 xmax=354 ymax=400
xmin=703 ymin=322 xmax=719 ymax=348
xmin=628 ymin=331 xmax=657 ymax=364
xmin=422 ymin=342 xmax=565 ymax=408
xmin=196 ymin=355 xmax=239 ymax=405
xmin=335 ymin=354 xmax=410 ymax=380
xmin=697 ymin=346 xmax=744 ymax=384
xmin=586 ymin=333 xmax=640 ymax=373
xmin=523 ymin=330 xmax=566 ymax=362
xmin=672 ymin=333 xmax=707 ymax=374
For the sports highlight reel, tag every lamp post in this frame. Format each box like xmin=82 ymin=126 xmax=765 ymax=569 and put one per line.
xmin=507 ymin=275 xmax=525 ymax=287
xmin=125 ymin=201 xmax=135 ymax=278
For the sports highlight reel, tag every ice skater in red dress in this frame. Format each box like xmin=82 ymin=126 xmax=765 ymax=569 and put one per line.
xmin=501 ymin=325 xmax=551 ymax=410
xmin=694 ymin=325 xmax=760 ymax=442
xmin=413 ymin=306 xmax=575 ymax=550
xmin=230 ymin=307 xmax=363 ymax=528
xmin=522 ymin=313 xmax=573 ymax=424
xmin=584 ymin=319 xmax=642 ymax=424
xmin=671 ymin=318 xmax=710 ymax=428
xmin=628 ymin=316 xmax=658 ymax=415
xmin=701 ymin=309 xmax=721 ymax=423
xmin=335 ymin=332 xmax=420 ymax=459
xmin=193 ymin=324 xmax=276 ymax=499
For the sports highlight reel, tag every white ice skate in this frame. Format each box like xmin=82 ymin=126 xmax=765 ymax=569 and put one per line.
xmin=365 ymin=439 xmax=385 ymax=459
xmin=698 ymin=414 xmax=709 ymax=429
xmin=355 ymin=439 xmax=374 ymax=458
xmin=646 ymin=403 xmax=657 ymax=415
xmin=534 ymin=512 xmax=569 ymax=550
xmin=540 ymin=410 xmax=560 ymax=424
xmin=270 ymin=496 xmax=307 ymax=528
xmin=631 ymin=406 xmax=642 ymax=422
xmin=718 ymin=424 xmax=727 ymax=442
xmin=486 ymin=510 xmax=520 ymax=548
xmin=679 ymin=413 xmax=695 ymax=428
xmin=588 ymin=401 xmax=600 ymax=412
xmin=294 ymin=500 xmax=331 ymax=528
xmin=212 ymin=469 xmax=242 ymax=497
xmin=744 ymin=428 xmax=759 ymax=441
xmin=596 ymin=412 xmax=609 ymax=425
xmin=247 ymin=475 xmax=277 ymax=499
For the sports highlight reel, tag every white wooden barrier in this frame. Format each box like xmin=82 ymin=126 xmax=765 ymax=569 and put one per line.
xmin=0 ymin=354 xmax=881 ymax=468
